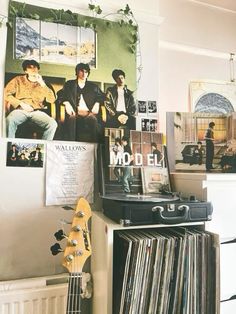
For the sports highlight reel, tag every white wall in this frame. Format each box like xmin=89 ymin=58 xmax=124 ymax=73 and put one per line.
xmin=0 ymin=0 xmax=160 ymax=280
xmin=159 ymin=0 xmax=236 ymax=132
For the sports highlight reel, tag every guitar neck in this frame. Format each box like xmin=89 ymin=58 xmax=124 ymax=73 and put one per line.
xmin=66 ymin=272 xmax=83 ymax=314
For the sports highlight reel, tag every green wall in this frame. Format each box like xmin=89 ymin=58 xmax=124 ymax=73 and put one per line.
xmin=6 ymin=1 xmax=136 ymax=90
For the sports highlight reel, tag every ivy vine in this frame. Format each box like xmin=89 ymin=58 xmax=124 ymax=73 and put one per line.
xmin=0 ymin=1 xmax=142 ymax=86
xmin=1 ymin=2 xmax=139 ymax=54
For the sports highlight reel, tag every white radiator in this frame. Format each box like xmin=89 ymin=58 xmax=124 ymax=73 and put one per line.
xmin=0 ymin=275 xmax=68 ymax=314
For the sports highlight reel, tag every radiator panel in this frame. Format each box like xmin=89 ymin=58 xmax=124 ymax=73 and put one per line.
xmin=0 ymin=281 xmax=67 ymax=314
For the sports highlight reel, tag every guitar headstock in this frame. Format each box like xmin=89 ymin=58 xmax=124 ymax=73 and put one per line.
xmin=62 ymin=198 xmax=92 ymax=273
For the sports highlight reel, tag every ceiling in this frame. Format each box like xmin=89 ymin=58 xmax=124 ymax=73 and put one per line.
xmin=196 ymin=0 xmax=236 ymax=12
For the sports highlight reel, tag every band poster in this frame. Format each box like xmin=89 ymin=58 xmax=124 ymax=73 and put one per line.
xmin=46 ymin=142 xmax=94 ymax=205
xmin=4 ymin=1 xmax=137 ymax=144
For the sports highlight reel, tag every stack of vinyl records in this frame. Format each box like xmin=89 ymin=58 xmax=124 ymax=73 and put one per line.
xmin=113 ymin=227 xmax=220 ymax=314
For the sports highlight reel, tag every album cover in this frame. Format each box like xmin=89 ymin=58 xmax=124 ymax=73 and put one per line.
xmin=167 ymin=111 xmax=236 ymax=173
xmin=99 ymin=128 xmax=170 ymax=197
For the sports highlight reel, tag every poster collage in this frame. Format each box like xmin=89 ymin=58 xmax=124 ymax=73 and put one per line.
xmin=3 ymin=1 xmax=163 ymax=205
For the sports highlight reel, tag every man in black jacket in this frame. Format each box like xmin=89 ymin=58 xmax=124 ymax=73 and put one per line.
xmin=58 ymin=63 xmax=105 ymax=142
xmin=105 ymin=69 xmax=136 ymax=130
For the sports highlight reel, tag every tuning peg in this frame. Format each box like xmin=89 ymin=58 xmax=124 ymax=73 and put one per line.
xmin=54 ymin=229 xmax=66 ymax=241
xmin=50 ymin=243 xmax=63 ymax=256
xmin=76 ymin=211 xmax=85 ymax=217
xmin=62 ymin=206 xmax=74 ymax=211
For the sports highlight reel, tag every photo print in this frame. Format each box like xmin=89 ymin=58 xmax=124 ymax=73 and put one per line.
xmin=99 ymin=128 xmax=164 ymax=195
xmin=141 ymin=166 xmax=171 ymax=194
xmin=149 ymin=119 xmax=158 ymax=132
xmin=137 ymin=100 xmax=147 ymax=114
xmin=6 ymin=141 xmax=44 ymax=167
xmin=190 ymin=80 xmax=236 ymax=114
xmin=15 ymin=17 xmax=96 ymax=67
xmin=141 ymin=118 xmax=150 ymax=131
xmin=147 ymin=100 xmax=157 ymax=115
xmin=167 ymin=111 xmax=236 ymax=173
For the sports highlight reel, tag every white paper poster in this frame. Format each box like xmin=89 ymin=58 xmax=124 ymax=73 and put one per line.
xmin=46 ymin=142 xmax=95 ymax=205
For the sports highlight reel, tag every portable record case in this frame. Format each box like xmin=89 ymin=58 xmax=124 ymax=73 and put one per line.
xmin=102 ymin=195 xmax=213 ymax=226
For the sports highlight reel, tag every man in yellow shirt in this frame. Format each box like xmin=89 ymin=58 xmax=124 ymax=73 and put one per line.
xmin=5 ymin=60 xmax=57 ymax=140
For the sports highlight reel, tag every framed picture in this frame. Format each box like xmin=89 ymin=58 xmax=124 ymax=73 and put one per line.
xmin=141 ymin=166 xmax=171 ymax=194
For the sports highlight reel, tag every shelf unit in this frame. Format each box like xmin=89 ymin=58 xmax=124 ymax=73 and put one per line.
xmin=91 ymin=210 xmax=208 ymax=314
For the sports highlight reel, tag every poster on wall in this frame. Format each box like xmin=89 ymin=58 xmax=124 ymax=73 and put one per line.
xmin=99 ymin=128 xmax=165 ymax=195
xmin=168 ymin=111 xmax=236 ymax=173
xmin=4 ymin=1 xmax=137 ymax=142
xmin=190 ymin=80 xmax=236 ymax=114
xmin=46 ymin=142 xmax=94 ymax=205
xmin=6 ymin=141 xmax=44 ymax=167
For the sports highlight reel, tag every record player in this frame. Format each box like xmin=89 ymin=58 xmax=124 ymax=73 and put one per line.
xmin=101 ymin=193 xmax=213 ymax=226
xmin=98 ymin=129 xmax=213 ymax=226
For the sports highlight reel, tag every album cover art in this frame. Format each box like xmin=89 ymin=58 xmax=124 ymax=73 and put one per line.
xmin=167 ymin=111 xmax=236 ymax=173
xmin=99 ymin=128 xmax=171 ymax=196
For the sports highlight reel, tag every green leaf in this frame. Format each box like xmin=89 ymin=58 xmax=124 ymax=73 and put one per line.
xmin=117 ymin=9 xmax=124 ymax=14
xmin=132 ymin=34 xmax=138 ymax=44
xmin=124 ymin=4 xmax=131 ymax=15
xmin=83 ymin=20 xmax=90 ymax=28
xmin=65 ymin=10 xmax=73 ymax=14
xmin=118 ymin=19 xmax=125 ymax=27
xmin=10 ymin=5 xmax=18 ymax=16
xmin=96 ymin=6 xmax=102 ymax=14
xmin=91 ymin=23 xmax=97 ymax=30
xmin=88 ymin=4 xmax=95 ymax=10
xmin=29 ymin=13 xmax=40 ymax=20
xmin=44 ymin=17 xmax=54 ymax=22
xmin=128 ymin=19 xmax=133 ymax=25
xmin=105 ymin=21 xmax=112 ymax=28
xmin=50 ymin=9 xmax=58 ymax=19
xmin=129 ymin=44 xmax=136 ymax=53
xmin=6 ymin=21 xmax=13 ymax=29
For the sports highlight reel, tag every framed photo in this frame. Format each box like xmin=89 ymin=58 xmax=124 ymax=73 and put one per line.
xmin=141 ymin=166 xmax=171 ymax=194
xmin=147 ymin=100 xmax=157 ymax=116
xmin=137 ymin=100 xmax=147 ymax=114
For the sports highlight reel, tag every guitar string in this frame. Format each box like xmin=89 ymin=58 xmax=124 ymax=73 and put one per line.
xmin=67 ymin=269 xmax=72 ymax=313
